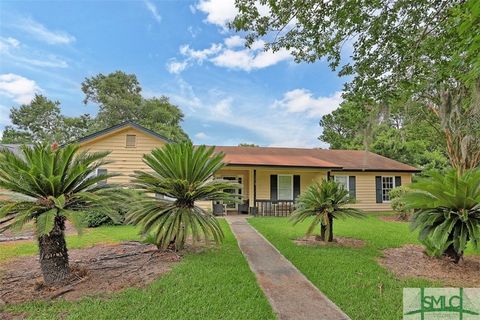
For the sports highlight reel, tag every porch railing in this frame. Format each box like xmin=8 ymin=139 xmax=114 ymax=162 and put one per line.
xmin=254 ymin=200 xmax=295 ymax=216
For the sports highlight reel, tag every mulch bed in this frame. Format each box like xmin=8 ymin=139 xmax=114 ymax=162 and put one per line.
xmin=378 ymin=244 xmax=480 ymax=287
xmin=294 ymin=236 xmax=365 ymax=248
xmin=0 ymin=241 xmax=181 ymax=306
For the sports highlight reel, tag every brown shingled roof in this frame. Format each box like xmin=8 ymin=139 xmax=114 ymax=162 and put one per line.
xmin=213 ymin=146 xmax=419 ymax=172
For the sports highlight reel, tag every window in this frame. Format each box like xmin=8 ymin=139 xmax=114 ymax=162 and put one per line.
xmin=126 ymin=134 xmax=136 ymax=148
xmin=278 ymin=175 xmax=293 ymax=200
xmin=381 ymin=176 xmax=395 ymax=202
xmin=96 ymin=168 xmax=107 ymax=186
xmin=334 ymin=175 xmax=349 ymax=191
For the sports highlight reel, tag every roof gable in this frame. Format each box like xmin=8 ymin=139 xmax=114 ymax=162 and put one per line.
xmin=76 ymin=121 xmax=172 ymax=145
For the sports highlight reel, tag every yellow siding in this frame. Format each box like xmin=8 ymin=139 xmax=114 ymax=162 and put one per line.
xmin=79 ymin=127 xmax=165 ymax=184
xmin=253 ymin=167 xmax=327 ymax=200
xmin=331 ymin=171 xmax=413 ymax=212
xmin=196 ymin=201 xmax=213 ymax=212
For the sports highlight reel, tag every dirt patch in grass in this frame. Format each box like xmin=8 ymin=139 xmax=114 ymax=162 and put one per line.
xmin=379 ymin=215 xmax=410 ymax=223
xmin=294 ymin=236 xmax=365 ymax=248
xmin=0 ymin=241 xmax=181 ymax=305
xmin=0 ymin=221 xmax=78 ymax=243
xmin=379 ymin=244 xmax=480 ymax=287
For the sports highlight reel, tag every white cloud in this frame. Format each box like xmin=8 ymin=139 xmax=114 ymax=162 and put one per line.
xmin=187 ymin=26 xmax=201 ymax=38
xmin=211 ymin=46 xmax=290 ymax=71
xmin=163 ymin=79 xmax=335 ymax=148
xmin=180 ymin=43 xmax=222 ymax=62
xmin=274 ymin=89 xmax=343 ymax=118
xmin=0 ymin=37 xmax=69 ymax=68
xmin=166 ymin=59 xmax=188 ymax=74
xmin=224 ymin=35 xmax=244 ymax=48
xmin=195 ymin=0 xmax=269 ymax=29
xmin=195 ymin=0 xmax=237 ymax=28
xmin=0 ymin=37 xmax=20 ymax=50
xmin=0 ymin=73 xmax=41 ymax=104
xmin=144 ymin=0 xmax=162 ymax=23
xmin=195 ymin=132 xmax=209 ymax=139
xmin=168 ymin=39 xmax=291 ymax=73
xmin=212 ymin=98 xmax=232 ymax=117
xmin=18 ymin=17 xmax=75 ymax=45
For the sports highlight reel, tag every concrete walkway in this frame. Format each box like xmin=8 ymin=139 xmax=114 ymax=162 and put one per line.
xmin=226 ymin=215 xmax=350 ymax=320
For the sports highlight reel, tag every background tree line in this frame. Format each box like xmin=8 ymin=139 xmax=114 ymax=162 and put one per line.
xmin=233 ymin=0 xmax=480 ymax=173
xmin=1 ymin=71 xmax=190 ymax=144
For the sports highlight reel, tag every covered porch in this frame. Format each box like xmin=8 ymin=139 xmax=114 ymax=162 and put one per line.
xmin=212 ymin=166 xmax=328 ymax=216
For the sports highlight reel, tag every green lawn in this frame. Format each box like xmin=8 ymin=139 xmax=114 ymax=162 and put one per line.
xmin=248 ymin=213 xmax=479 ymax=320
xmin=0 ymin=225 xmax=141 ymax=262
xmin=2 ymin=221 xmax=275 ymax=320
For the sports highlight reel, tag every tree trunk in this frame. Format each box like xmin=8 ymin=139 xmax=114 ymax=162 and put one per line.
xmin=444 ymin=243 xmax=462 ymax=264
xmin=38 ymin=215 xmax=69 ymax=285
xmin=327 ymin=216 xmax=334 ymax=242
xmin=316 ymin=224 xmax=327 ymax=241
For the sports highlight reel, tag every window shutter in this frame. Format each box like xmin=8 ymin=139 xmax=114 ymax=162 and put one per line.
xmin=348 ymin=176 xmax=356 ymax=199
xmin=395 ymin=176 xmax=402 ymax=187
xmin=293 ymin=175 xmax=301 ymax=200
xmin=375 ymin=176 xmax=382 ymax=203
xmin=270 ymin=175 xmax=278 ymax=201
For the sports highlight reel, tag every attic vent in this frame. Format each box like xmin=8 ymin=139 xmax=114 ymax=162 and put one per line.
xmin=126 ymin=134 xmax=136 ymax=148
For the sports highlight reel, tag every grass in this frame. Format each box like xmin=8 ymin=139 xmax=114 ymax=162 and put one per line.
xmin=2 ymin=220 xmax=275 ymax=320
xmin=248 ymin=213 xmax=479 ymax=320
xmin=0 ymin=225 xmax=141 ymax=262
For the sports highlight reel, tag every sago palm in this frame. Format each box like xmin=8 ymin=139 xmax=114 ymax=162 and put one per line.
xmin=404 ymin=169 xmax=480 ymax=263
xmin=127 ymin=143 xmax=239 ymax=250
xmin=0 ymin=144 xmax=121 ymax=284
xmin=291 ymin=180 xmax=364 ymax=242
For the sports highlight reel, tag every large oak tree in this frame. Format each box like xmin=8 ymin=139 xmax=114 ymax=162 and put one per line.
xmin=233 ymin=0 xmax=480 ymax=171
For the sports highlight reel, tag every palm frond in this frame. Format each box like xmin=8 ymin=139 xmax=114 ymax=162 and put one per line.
xmin=128 ymin=143 xmax=231 ymax=250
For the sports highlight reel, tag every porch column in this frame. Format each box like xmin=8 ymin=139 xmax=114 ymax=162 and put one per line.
xmin=248 ymin=169 xmax=255 ymax=207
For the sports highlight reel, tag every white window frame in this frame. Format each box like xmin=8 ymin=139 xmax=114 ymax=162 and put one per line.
xmin=277 ymin=174 xmax=293 ymax=201
xmin=334 ymin=175 xmax=349 ymax=191
xmin=381 ymin=176 xmax=396 ymax=203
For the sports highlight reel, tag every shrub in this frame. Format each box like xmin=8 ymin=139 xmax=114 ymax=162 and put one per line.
xmin=290 ymin=180 xmax=365 ymax=242
xmin=389 ymin=186 xmax=411 ymax=221
xmin=404 ymin=169 xmax=480 ymax=263
xmin=0 ymin=144 xmax=122 ymax=284
xmin=126 ymin=143 xmax=239 ymax=250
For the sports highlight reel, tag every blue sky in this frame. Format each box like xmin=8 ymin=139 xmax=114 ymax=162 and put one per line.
xmin=0 ymin=0 xmax=347 ymax=147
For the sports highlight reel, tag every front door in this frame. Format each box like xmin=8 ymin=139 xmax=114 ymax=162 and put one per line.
xmin=222 ymin=176 xmax=243 ymax=210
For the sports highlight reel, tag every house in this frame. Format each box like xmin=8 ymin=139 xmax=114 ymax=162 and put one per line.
xmin=76 ymin=121 xmax=419 ymax=214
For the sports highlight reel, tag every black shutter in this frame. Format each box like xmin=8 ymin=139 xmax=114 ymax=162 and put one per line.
xmin=395 ymin=176 xmax=402 ymax=187
xmin=270 ymin=175 xmax=278 ymax=201
xmin=348 ymin=176 xmax=356 ymax=199
xmin=293 ymin=175 xmax=301 ymax=200
xmin=375 ymin=176 xmax=382 ymax=203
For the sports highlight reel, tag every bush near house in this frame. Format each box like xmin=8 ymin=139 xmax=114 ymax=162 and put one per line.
xmin=389 ymin=186 xmax=411 ymax=221
xmin=404 ymin=169 xmax=480 ymax=263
